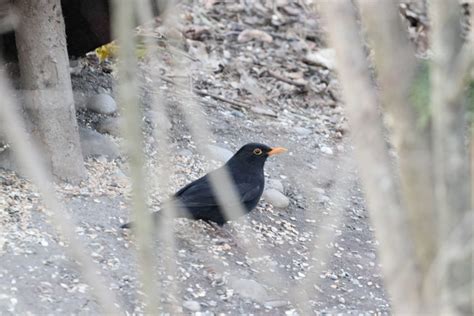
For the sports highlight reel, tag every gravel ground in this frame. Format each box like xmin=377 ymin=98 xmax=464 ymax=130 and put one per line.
xmin=0 ymin=0 xmax=395 ymax=314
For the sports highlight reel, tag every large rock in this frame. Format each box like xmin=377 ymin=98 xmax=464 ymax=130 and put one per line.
xmin=266 ymin=178 xmax=284 ymax=193
xmin=263 ymin=189 xmax=290 ymax=208
xmin=96 ymin=117 xmax=121 ymax=137
xmin=146 ymin=110 xmax=172 ymax=130
xmin=0 ymin=149 xmax=16 ymax=171
xmin=207 ymin=144 xmax=233 ymax=162
xmin=86 ymin=93 xmax=117 ymax=115
xmin=228 ymin=277 xmax=269 ymax=303
xmin=79 ymin=127 xmax=120 ymax=159
xmin=73 ymin=91 xmax=88 ymax=110
xmin=182 ymin=300 xmax=201 ymax=312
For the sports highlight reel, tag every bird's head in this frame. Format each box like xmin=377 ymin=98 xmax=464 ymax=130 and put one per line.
xmin=227 ymin=143 xmax=287 ymax=170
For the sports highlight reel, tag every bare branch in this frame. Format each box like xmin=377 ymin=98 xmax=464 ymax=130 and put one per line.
xmin=358 ymin=0 xmax=437 ymax=282
xmin=111 ymin=0 xmax=156 ymax=312
xmin=319 ymin=1 xmax=422 ymax=313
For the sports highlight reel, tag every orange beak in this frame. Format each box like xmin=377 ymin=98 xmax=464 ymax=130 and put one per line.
xmin=268 ymin=147 xmax=288 ymax=156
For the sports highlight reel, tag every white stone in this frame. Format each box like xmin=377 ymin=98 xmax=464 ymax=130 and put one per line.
xmin=294 ymin=127 xmax=311 ymax=136
xmin=183 ymin=300 xmax=201 ymax=312
xmin=228 ymin=277 xmax=268 ymax=303
xmin=320 ymin=146 xmax=333 ymax=155
xmin=266 ymin=179 xmax=284 ymax=192
xmin=207 ymin=144 xmax=233 ymax=162
xmin=86 ymin=93 xmax=117 ymax=115
xmin=304 ymin=48 xmax=336 ymax=70
xmin=97 ymin=117 xmax=121 ymax=137
xmin=263 ymin=189 xmax=290 ymax=208
xmin=79 ymin=127 xmax=120 ymax=159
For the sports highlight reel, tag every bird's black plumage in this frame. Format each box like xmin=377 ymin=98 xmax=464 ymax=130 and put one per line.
xmin=121 ymin=143 xmax=286 ymax=228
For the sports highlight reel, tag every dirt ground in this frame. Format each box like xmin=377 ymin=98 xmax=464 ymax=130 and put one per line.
xmin=0 ymin=1 xmax=403 ymax=314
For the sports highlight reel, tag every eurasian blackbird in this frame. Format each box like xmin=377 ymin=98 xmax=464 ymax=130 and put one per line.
xmin=121 ymin=143 xmax=287 ymax=228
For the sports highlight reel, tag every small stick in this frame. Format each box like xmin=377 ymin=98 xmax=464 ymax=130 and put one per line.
xmin=161 ymin=79 xmax=277 ymax=117
xmin=160 ymin=76 xmax=175 ymax=85
xmin=193 ymin=89 xmax=251 ymax=110
xmin=266 ymin=69 xmax=308 ymax=89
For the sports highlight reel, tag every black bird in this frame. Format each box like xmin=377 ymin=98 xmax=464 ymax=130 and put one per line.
xmin=121 ymin=143 xmax=287 ymax=228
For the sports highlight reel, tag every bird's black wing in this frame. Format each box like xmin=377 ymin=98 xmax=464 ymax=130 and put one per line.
xmin=175 ymin=175 xmax=262 ymax=208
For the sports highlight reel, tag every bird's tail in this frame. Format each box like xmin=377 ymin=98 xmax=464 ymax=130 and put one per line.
xmin=120 ymin=211 xmax=166 ymax=229
xmin=120 ymin=199 xmax=190 ymax=229
xmin=120 ymin=222 xmax=133 ymax=229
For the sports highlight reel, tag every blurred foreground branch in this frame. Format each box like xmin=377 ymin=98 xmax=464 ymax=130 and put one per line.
xmin=430 ymin=0 xmax=472 ymax=314
xmin=320 ymin=0 xmax=473 ymax=314
xmin=111 ymin=0 xmax=156 ymax=312
xmin=358 ymin=0 xmax=436 ymax=289
xmin=319 ymin=2 xmax=422 ymax=313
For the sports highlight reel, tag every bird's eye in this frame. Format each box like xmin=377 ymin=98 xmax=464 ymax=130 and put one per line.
xmin=253 ymin=148 xmax=263 ymax=155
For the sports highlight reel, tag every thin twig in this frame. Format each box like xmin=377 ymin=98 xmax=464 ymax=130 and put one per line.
xmin=161 ymin=77 xmax=279 ymax=117
xmin=266 ymin=69 xmax=308 ymax=89
xmin=193 ymin=89 xmax=250 ymax=109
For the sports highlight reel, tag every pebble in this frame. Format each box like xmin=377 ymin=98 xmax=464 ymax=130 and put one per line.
xmin=207 ymin=144 xmax=233 ymax=162
xmin=314 ymin=187 xmax=325 ymax=194
xmin=79 ymin=127 xmax=120 ymax=160
xmin=237 ymin=29 xmax=273 ymax=43
xmin=294 ymin=127 xmax=311 ymax=136
xmin=320 ymin=146 xmax=333 ymax=155
xmin=183 ymin=300 xmax=201 ymax=312
xmin=96 ymin=117 xmax=121 ymax=137
xmin=228 ymin=277 xmax=268 ymax=303
xmin=304 ymin=48 xmax=336 ymax=70
xmin=178 ymin=149 xmax=193 ymax=157
xmin=0 ymin=149 xmax=17 ymax=172
xmin=146 ymin=110 xmax=172 ymax=130
xmin=263 ymin=189 xmax=290 ymax=208
xmin=328 ymin=273 xmax=338 ymax=280
xmin=86 ymin=93 xmax=117 ymax=115
xmin=320 ymin=195 xmax=330 ymax=203
xmin=250 ymin=106 xmax=277 ymax=117
xmin=266 ymin=178 xmax=284 ymax=192
xmin=73 ymin=91 xmax=88 ymax=110
xmin=264 ymin=300 xmax=289 ymax=308
xmin=231 ymin=110 xmax=245 ymax=118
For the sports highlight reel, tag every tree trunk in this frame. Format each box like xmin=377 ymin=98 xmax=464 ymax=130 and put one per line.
xmin=359 ymin=0 xmax=437 ymax=290
xmin=13 ymin=0 xmax=85 ymax=182
xmin=430 ymin=1 xmax=472 ymax=314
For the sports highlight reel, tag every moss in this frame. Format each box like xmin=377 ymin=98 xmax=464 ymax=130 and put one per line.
xmin=409 ymin=60 xmax=431 ymax=128
xmin=410 ymin=60 xmax=474 ymax=126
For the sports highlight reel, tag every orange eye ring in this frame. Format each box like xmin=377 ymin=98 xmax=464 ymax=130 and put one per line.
xmin=253 ymin=148 xmax=263 ymax=155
